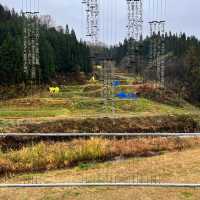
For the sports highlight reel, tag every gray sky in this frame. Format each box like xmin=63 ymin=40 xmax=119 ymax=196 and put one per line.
xmin=1 ymin=0 xmax=200 ymax=44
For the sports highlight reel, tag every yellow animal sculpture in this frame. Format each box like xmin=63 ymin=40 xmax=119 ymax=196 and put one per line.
xmin=49 ymin=87 xmax=60 ymax=95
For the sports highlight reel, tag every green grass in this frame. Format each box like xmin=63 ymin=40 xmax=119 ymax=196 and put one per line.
xmin=112 ymin=97 xmax=192 ymax=115
xmin=0 ymin=82 xmax=200 ymax=129
xmin=0 ymin=119 xmax=14 ymax=127
xmin=77 ymin=162 xmax=97 ymax=170
xmin=0 ymin=108 xmax=71 ymax=118
xmin=181 ymin=192 xmax=193 ymax=199
xmin=0 ymin=96 xmax=199 ymax=119
xmin=73 ymin=100 xmax=103 ymax=111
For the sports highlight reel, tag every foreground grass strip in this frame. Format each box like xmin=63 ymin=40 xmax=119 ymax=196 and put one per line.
xmin=1 ymin=148 xmax=200 ymax=199
xmin=1 ymin=137 xmax=200 ymax=175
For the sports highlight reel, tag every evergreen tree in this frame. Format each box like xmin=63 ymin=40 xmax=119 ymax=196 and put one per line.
xmin=0 ymin=4 xmax=92 ymax=85
xmin=0 ymin=33 xmax=22 ymax=84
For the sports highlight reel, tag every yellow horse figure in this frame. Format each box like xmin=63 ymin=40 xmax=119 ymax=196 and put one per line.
xmin=49 ymin=87 xmax=60 ymax=95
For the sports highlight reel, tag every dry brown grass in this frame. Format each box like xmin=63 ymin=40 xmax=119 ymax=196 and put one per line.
xmin=1 ymin=137 xmax=200 ymax=175
xmin=0 ymin=187 xmax=199 ymax=200
xmin=1 ymin=148 xmax=200 ymax=199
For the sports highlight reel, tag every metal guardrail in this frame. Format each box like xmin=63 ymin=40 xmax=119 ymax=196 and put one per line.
xmin=1 ymin=133 xmax=200 ymax=137
xmin=1 ymin=183 xmax=200 ymax=189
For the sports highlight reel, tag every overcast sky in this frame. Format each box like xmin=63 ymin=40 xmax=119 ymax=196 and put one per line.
xmin=1 ymin=0 xmax=200 ymax=44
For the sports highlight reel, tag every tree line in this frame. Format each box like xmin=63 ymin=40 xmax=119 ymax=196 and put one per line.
xmin=109 ymin=33 xmax=200 ymax=102
xmin=1 ymin=4 xmax=200 ymax=102
xmin=0 ymin=4 xmax=92 ymax=85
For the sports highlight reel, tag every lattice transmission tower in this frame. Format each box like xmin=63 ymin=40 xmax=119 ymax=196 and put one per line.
xmin=82 ymin=0 xmax=99 ymax=45
xmin=149 ymin=21 xmax=165 ymax=88
xmin=82 ymin=0 xmax=114 ymax=113
xmin=22 ymin=0 xmax=40 ymax=84
xmin=148 ymin=0 xmax=166 ymax=88
xmin=126 ymin=0 xmax=143 ymax=75
xmin=101 ymin=59 xmax=114 ymax=111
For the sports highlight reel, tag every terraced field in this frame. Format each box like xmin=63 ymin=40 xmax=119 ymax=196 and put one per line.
xmin=0 ymin=80 xmax=200 ymax=133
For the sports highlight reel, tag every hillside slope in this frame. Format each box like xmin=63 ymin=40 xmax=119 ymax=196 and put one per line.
xmin=0 ymin=80 xmax=200 ymax=133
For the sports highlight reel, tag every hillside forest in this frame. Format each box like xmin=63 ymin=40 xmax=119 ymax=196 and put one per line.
xmin=1 ymin=4 xmax=200 ymax=101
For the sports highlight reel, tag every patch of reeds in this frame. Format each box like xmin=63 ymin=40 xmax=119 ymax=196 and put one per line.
xmin=0 ymin=137 xmax=200 ymax=175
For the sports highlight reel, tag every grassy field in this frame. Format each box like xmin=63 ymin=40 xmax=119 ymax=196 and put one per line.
xmin=0 ymin=81 xmax=199 ymax=119
xmin=1 ymin=81 xmax=200 ymax=132
xmin=1 ymin=148 xmax=200 ymax=199
xmin=1 ymin=78 xmax=200 ymax=199
xmin=0 ymin=187 xmax=200 ymax=200
xmin=1 ymin=94 xmax=186 ymax=119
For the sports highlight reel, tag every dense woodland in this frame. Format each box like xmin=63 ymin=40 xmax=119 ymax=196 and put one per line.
xmin=110 ymin=33 xmax=200 ymax=102
xmin=1 ymin=4 xmax=200 ymax=101
xmin=0 ymin=4 xmax=91 ymax=85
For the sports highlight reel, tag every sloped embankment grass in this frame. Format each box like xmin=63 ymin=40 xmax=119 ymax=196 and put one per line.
xmin=1 ymin=149 xmax=200 ymax=200
xmin=1 ymin=137 xmax=200 ymax=175
xmin=13 ymin=114 xmax=199 ymax=133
